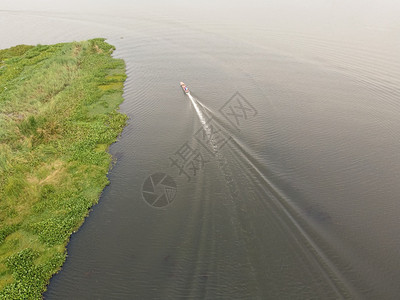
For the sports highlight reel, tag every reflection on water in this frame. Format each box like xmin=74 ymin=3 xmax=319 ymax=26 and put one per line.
xmin=1 ymin=1 xmax=400 ymax=298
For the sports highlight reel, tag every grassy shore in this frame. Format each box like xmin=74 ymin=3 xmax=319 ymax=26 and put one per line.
xmin=0 ymin=39 xmax=127 ymax=299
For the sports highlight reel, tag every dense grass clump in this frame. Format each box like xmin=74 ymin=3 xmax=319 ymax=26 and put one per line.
xmin=0 ymin=39 xmax=127 ymax=299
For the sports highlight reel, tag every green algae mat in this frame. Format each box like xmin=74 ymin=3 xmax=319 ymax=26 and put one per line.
xmin=0 ymin=39 xmax=127 ymax=299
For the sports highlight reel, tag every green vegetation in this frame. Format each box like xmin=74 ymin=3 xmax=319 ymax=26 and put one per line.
xmin=0 ymin=39 xmax=127 ymax=299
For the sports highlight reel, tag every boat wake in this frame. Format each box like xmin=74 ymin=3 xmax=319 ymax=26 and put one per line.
xmin=184 ymin=88 xmax=353 ymax=298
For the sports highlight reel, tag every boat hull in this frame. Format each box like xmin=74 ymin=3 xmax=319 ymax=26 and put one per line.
xmin=180 ymin=82 xmax=190 ymax=94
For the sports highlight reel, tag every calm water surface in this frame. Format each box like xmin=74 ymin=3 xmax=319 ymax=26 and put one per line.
xmin=1 ymin=1 xmax=400 ymax=298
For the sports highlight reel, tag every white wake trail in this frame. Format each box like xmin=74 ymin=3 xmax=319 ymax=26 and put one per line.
xmin=188 ymin=93 xmax=208 ymax=127
xmin=188 ymin=93 xmax=220 ymax=153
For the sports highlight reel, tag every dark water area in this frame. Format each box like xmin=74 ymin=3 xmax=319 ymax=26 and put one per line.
xmin=1 ymin=1 xmax=400 ymax=298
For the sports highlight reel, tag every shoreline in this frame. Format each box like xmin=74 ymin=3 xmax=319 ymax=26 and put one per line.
xmin=0 ymin=38 xmax=127 ymax=298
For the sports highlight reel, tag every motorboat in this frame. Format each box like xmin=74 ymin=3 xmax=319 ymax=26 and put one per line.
xmin=180 ymin=82 xmax=190 ymax=94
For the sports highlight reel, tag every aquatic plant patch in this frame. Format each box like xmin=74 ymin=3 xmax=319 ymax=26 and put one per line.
xmin=0 ymin=38 xmax=127 ymax=299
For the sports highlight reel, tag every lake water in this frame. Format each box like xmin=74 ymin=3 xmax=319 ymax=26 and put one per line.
xmin=1 ymin=1 xmax=400 ymax=298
